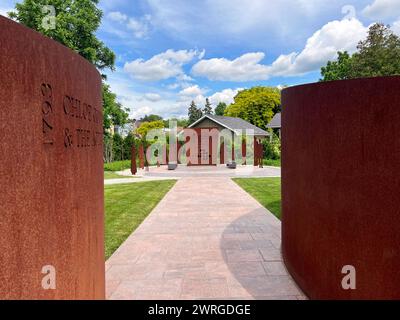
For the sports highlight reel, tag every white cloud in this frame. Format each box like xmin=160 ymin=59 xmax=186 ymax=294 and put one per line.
xmin=124 ymin=49 xmax=204 ymax=82
xmin=107 ymin=11 xmax=152 ymax=39
xmin=179 ymin=85 xmax=206 ymax=97
xmin=0 ymin=7 xmax=12 ymax=17
xmin=192 ymin=95 xmax=207 ymax=106
xmin=166 ymin=83 xmax=180 ymax=90
xmin=362 ymin=0 xmax=400 ymax=20
xmin=393 ymin=19 xmax=400 ymax=35
xmin=177 ymin=73 xmax=194 ymax=82
xmin=209 ymin=88 xmax=241 ymax=105
xmin=143 ymin=93 xmax=162 ymax=102
xmin=192 ymin=18 xmax=368 ymax=81
xmin=105 ymin=67 xmax=194 ymax=119
xmin=176 ymin=88 xmax=241 ymax=114
xmin=192 ymin=52 xmax=270 ymax=81
xmin=146 ymin=0 xmax=351 ymax=49
xmin=268 ymin=18 xmax=368 ymax=77
xmin=127 ymin=14 xmax=152 ymax=39
xmin=108 ymin=11 xmax=128 ymax=23
xmin=132 ymin=106 xmax=152 ymax=119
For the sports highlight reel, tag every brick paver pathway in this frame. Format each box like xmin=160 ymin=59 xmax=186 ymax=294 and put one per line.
xmin=106 ymin=177 xmax=306 ymax=300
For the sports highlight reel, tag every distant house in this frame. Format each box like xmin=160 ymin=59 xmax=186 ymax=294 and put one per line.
xmin=266 ymin=112 xmax=281 ymax=139
xmin=132 ymin=119 xmax=142 ymax=130
xmin=113 ymin=121 xmax=135 ymax=138
xmin=185 ymin=114 xmax=270 ymax=166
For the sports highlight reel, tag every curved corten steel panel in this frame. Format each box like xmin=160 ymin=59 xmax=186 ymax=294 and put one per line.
xmin=281 ymin=76 xmax=400 ymax=300
xmin=0 ymin=17 xmax=104 ymax=299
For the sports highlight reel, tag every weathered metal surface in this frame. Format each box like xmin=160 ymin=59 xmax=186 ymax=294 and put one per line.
xmin=131 ymin=145 xmax=137 ymax=175
xmin=281 ymin=76 xmax=400 ymax=299
xmin=139 ymin=143 xmax=145 ymax=169
xmin=0 ymin=16 xmax=104 ymax=299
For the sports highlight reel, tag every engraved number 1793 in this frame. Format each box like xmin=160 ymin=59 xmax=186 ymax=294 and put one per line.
xmin=41 ymin=83 xmax=54 ymax=145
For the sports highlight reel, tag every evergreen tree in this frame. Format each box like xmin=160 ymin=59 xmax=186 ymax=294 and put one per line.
xmin=203 ymin=98 xmax=213 ymax=115
xmin=215 ymin=102 xmax=227 ymax=116
xmin=188 ymin=101 xmax=203 ymax=125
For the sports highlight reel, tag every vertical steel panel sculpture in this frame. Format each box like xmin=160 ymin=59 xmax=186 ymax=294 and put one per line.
xmin=281 ymin=76 xmax=400 ymax=299
xmin=0 ymin=16 xmax=104 ymax=299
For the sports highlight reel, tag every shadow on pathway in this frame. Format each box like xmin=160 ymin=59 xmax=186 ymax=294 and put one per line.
xmin=105 ymin=177 xmax=305 ymax=300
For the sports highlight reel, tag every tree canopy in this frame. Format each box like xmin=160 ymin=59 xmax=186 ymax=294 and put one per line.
xmin=320 ymin=51 xmax=353 ymax=81
xmin=215 ymin=102 xmax=227 ymax=116
xmin=320 ymin=23 xmax=400 ymax=81
xmin=140 ymin=114 xmax=163 ymax=123
xmin=9 ymin=0 xmax=115 ymax=71
xmin=163 ymin=118 xmax=189 ymax=128
xmin=136 ymin=120 xmax=165 ymax=139
xmin=102 ymin=84 xmax=129 ymax=130
xmin=224 ymin=87 xmax=281 ymax=130
xmin=9 ymin=0 xmax=129 ymax=132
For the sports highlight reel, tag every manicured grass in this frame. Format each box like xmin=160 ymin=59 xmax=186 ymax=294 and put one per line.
xmin=263 ymin=158 xmax=281 ymax=167
xmin=233 ymin=178 xmax=282 ymax=219
xmin=104 ymin=160 xmax=131 ymax=172
xmin=104 ymin=171 xmax=135 ymax=180
xmin=105 ymin=180 xmax=176 ymax=259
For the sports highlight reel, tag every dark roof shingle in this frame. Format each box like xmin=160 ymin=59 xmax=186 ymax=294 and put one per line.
xmin=190 ymin=114 xmax=270 ymax=136
xmin=266 ymin=113 xmax=281 ymax=128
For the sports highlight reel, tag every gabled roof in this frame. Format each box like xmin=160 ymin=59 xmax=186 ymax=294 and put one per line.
xmin=266 ymin=113 xmax=281 ymax=129
xmin=189 ymin=114 xmax=270 ymax=136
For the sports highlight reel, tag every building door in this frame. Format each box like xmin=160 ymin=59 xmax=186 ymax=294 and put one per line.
xmin=199 ymin=133 xmax=212 ymax=165
xmin=187 ymin=128 xmax=217 ymax=166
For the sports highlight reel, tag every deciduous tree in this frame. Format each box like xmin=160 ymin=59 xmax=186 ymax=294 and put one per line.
xmin=103 ymin=84 xmax=129 ymax=131
xmin=9 ymin=0 xmax=115 ymax=71
xmin=320 ymin=51 xmax=353 ymax=81
xmin=351 ymin=23 xmax=400 ymax=78
xmin=140 ymin=114 xmax=163 ymax=123
xmin=224 ymin=87 xmax=281 ymax=130
xmin=9 ymin=0 xmax=129 ymax=132
xmin=136 ymin=120 xmax=165 ymax=139
xmin=320 ymin=23 xmax=400 ymax=81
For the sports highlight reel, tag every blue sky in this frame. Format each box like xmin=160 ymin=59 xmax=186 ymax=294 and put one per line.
xmin=1 ymin=0 xmax=400 ymax=119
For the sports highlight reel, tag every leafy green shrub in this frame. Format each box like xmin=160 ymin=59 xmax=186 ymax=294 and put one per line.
xmin=263 ymin=159 xmax=281 ymax=167
xmin=104 ymin=160 xmax=131 ymax=172
xmin=263 ymin=134 xmax=281 ymax=160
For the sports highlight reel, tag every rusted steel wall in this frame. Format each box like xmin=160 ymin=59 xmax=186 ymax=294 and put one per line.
xmin=0 ymin=16 xmax=104 ymax=299
xmin=254 ymin=138 xmax=263 ymax=166
xmin=281 ymin=76 xmax=400 ymax=299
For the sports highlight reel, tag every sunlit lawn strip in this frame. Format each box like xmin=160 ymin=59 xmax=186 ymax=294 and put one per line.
xmin=105 ymin=180 xmax=176 ymax=259
xmin=104 ymin=171 xmax=137 ymax=180
xmin=233 ymin=177 xmax=282 ymax=219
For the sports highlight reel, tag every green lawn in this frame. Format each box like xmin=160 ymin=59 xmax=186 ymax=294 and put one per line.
xmin=232 ymin=177 xmax=282 ymax=219
xmin=104 ymin=171 xmax=136 ymax=180
xmin=105 ymin=180 xmax=176 ymax=259
xmin=263 ymin=158 xmax=281 ymax=167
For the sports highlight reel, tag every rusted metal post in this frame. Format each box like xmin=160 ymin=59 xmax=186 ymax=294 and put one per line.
xmin=131 ymin=144 xmax=137 ymax=175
